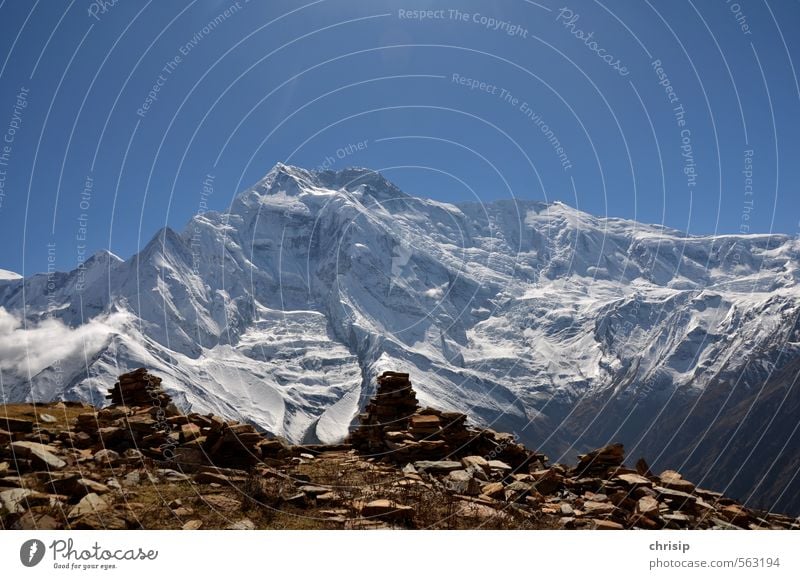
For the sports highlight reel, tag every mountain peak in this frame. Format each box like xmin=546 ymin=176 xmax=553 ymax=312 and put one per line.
xmin=253 ymin=163 xmax=405 ymax=200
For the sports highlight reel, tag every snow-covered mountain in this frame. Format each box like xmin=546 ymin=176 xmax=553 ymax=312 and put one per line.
xmin=2 ymin=163 xmax=799 ymax=513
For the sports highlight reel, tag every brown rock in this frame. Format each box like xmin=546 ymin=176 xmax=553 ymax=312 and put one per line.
xmin=73 ymin=432 xmax=93 ymax=448
xmin=10 ymin=441 xmax=67 ymax=470
xmin=1 ymin=417 xmax=34 ymax=433
xmin=592 ymin=519 xmax=624 ymax=530
xmin=172 ymin=444 xmax=208 ymax=466
xmin=456 ymin=500 xmax=508 ymax=522
xmin=182 ymin=520 xmax=203 ymax=530
xmin=298 ymin=485 xmax=332 ymax=496
xmin=637 ymin=495 xmax=660 ymax=516
xmin=721 ymin=504 xmax=750 ymax=523
xmin=582 ymin=500 xmax=616 ymax=515
xmin=37 ymin=413 xmax=58 ymax=424
xmin=94 ymin=449 xmax=121 ymax=466
xmin=361 ymin=499 xmax=413 ymax=522
xmin=444 ymin=470 xmax=481 ymax=496
xmin=654 ymin=486 xmax=696 ymax=506
xmin=635 ymin=457 xmax=654 ymax=477
xmin=662 ymin=513 xmax=692 ymax=528
xmin=487 ymin=460 xmax=512 ymax=472
xmin=531 ymin=469 xmax=563 ymax=494
xmin=659 ymin=470 xmax=696 ymax=493
xmin=48 ymin=474 xmax=110 ymax=497
xmin=461 ymin=456 xmax=489 ymax=471
xmin=68 ymin=493 xmax=109 ymax=519
xmin=615 ymin=473 xmax=652 ymax=487
xmin=413 ymin=460 xmax=462 ymax=473
xmin=504 ymin=481 xmax=532 ymax=503
xmin=574 ymin=443 xmax=625 ymax=476
xmin=282 ymin=492 xmax=308 ymax=507
xmin=97 ymin=426 xmax=125 ymax=445
xmin=225 ymin=519 xmax=255 ymax=530
xmin=410 ymin=414 xmax=441 ymax=429
xmin=258 ymin=438 xmax=290 ymax=458
xmin=0 ymin=488 xmax=54 ymax=514
xmin=480 ymin=481 xmax=505 ymax=499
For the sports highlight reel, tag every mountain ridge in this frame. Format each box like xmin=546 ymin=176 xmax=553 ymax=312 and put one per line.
xmin=1 ymin=163 xmax=798 ymax=515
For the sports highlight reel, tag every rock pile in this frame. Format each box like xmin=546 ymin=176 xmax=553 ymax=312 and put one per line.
xmin=377 ymin=443 xmax=800 ymax=530
xmin=348 ymin=371 xmax=545 ymax=469
xmin=84 ymin=370 xmax=290 ymax=469
xmin=106 ymin=368 xmax=175 ymax=409
xmin=6 ymin=368 xmax=292 ymax=471
xmin=348 ymin=371 xmax=418 ymax=450
xmin=2 ymin=368 xmax=800 ymax=531
xmin=573 ymin=442 xmax=624 ymax=477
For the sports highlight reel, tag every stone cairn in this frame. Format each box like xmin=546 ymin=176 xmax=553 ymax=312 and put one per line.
xmin=348 ymin=371 xmax=544 ymax=468
xmin=348 ymin=372 xmax=418 ymax=450
xmin=106 ymin=367 xmax=173 ymax=409
xmin=73 ymin=368 xmax=290 ymax=469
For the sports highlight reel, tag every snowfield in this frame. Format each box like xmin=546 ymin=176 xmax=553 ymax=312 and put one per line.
xmin=1 ymin=164 xmax=799 ymax=510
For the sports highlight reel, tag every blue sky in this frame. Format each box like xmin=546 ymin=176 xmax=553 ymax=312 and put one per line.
xmin=0 ymin=0 xmax=798 ymax=274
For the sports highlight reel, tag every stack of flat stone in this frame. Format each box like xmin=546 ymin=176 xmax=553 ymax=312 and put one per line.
xmin=349 ymin=372 xmax=419 ymax=452
xmin=106 ymin=368 xmax=174 ymax=410
xmin=348 ymin=372 xmax=545 ymax=468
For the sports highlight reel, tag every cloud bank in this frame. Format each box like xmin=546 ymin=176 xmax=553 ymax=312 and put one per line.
xmin=0 ymin=307 xmax=125 ymax=376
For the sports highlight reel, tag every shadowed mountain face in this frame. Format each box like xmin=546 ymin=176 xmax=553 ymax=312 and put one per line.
xmin=1 ymin=163 xmax=799 ymax=514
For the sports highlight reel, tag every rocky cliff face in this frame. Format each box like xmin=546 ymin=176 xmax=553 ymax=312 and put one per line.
xmin=1 ymin=163 xmax=799 ymax=514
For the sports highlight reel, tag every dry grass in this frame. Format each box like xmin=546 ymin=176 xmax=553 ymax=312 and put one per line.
xmin=1 ymin=402 xmax=89 ymax=431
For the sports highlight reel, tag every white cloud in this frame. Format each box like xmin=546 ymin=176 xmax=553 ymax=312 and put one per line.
xmin=0 ymin=307 xmax=126 ymax=376
xmin=423 ymin=286 xmax=445 ymax=299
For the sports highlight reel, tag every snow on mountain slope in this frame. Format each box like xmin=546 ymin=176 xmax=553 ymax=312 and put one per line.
xmin=1 ymin=163 xmax=799 ymax=511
